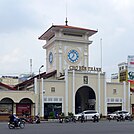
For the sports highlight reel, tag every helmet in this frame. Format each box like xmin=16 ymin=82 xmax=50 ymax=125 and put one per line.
xmin=13 ymin=113 xmax=16 ymax=116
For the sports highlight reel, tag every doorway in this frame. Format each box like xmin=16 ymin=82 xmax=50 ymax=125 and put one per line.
xmin=75 ymin=86 xmax=96 ymax=114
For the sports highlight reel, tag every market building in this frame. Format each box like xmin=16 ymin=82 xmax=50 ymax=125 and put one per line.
xmin=0 ymin=22 xmax=134 ymax=120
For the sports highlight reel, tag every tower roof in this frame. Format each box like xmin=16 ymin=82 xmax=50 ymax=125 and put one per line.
xmin=38 ymin=25 xmax=98 ymax=40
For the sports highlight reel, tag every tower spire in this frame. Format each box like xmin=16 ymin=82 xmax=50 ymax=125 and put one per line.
xmin=65 ymin=17 xmax=68 ymax=26
xmin=65 ymin=0 xmax=68 ymax=26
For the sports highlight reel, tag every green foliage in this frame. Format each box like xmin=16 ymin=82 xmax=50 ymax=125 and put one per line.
xmin=68 ymin=112 xmax=74 ymax=117
xmin=49 ymin=112 xmax=55 ymax=119
xmin=60 ymin=112 xmax=65 ymax=118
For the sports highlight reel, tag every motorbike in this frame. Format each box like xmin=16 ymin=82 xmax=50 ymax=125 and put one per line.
xmin=107 ymin=115 xmax=112 ymax=121
xmin=64 ymin=116 xmax=71 ymax=123
xmin=125 ymin=114 xmax=133 ymax=121
xmin=20 ymin=115 xmax=40 ymax=124
xmin=92 ymin=115 xmax=99 ymax=122
xmin=34 ymin=115 xmax=40 ymax=124
xmin=20 ymin=116 xmax=33 ymax=124
xmin=116 ymin=114 xmax=125 ymax=122
xmin=60 ymin=116 xmax=76 ymax=123
xmin=71 ymin=116 xmax=76 ymax=123
xmin=8 ymin=118 xmax=25 ymax=129
xmin=59 ymin=118 xmax=63 ymax=123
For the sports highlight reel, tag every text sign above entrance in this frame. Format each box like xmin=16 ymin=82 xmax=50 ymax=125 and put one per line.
xmin=69 ymin=66 xmax=101 ymax=72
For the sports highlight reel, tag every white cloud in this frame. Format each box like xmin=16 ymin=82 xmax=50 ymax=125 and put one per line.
xmin=114 ymin=27 xmax=126 ymax=38
xmin=112 ymin=0 xmax=134 ymax=24
xmin=0 ymin=0 xmax=134 ymax=79
xmin=0 ymin=48 xmax=21 ymax=64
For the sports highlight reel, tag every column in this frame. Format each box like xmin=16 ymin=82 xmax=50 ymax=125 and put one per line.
xmin=65 ymin=68 xmax=68 ymax=116
xmin=103 ymin=72 xmax=107 ymax=116
xmin=59 ymin=42 xmax=62 ymax=73
xmin=34 ymin=78 xmax=38 ymax=115
xmin=128 ymin=81 xmax=130 ymax=113
xmin=98 ymin=72 xmax=101 ymax=113
xmin=34 ymin=78 xmax=37 ymax=94
xmin=72 ymin=70 xmax=75 ymax=114
xmin=123 ymin=81 xmax=126 ymax=110
xmin=41 ymin=78 xmax=44 ymax=117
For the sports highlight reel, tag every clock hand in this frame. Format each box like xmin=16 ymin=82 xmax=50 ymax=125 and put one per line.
xmin=71 ymin=53 xmax=75 ymax=59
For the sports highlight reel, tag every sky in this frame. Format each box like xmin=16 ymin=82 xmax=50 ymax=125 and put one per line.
xmin=0 ymin=0 xmax=134 ymax=81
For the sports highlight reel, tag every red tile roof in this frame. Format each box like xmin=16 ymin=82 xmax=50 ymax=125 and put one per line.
xmin=0 ymin=82 xmax=16 ymax=90
xmin=53 ymin=25 xmax=97 ymax=32
xmin=14 ymin=70 xmax=57 ymax=90
xmin=38 ymin=25 xmax=98 ymax=40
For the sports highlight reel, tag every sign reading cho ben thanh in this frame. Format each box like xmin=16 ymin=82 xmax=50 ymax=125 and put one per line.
xmin=69 ymin=66 xmax=101 ymax=72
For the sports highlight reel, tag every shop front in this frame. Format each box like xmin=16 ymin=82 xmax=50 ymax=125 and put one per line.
xmin=0 ymin=96 xmax=35 ymax=121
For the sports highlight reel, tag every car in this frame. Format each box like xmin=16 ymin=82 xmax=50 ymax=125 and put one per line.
xmin=117 ymin=111 xmax=130 ymax=117
xmin=74 ymin=110 xmax=100 ymax=121
xmin=107 ymin=110 xmax=130 ymax=120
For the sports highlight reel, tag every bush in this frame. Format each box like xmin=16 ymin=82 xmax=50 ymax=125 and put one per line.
xmin=68 ymin=112 xmax=74 ymax=117
xmin=60 ymin=113 xmax=65 ymax=118
xmin=49 ymin=112 xmax=55 ymax=119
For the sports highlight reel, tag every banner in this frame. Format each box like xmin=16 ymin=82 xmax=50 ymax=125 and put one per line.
xmin=128 ymin=55 xmax=134 ymax=68
xmin=119 ymin=70 xmax=127 ymax=82
xmin=128 ymin=55 xmax=134 ymax=91
xmin=130 ymin=80 xmax=134 ymax=92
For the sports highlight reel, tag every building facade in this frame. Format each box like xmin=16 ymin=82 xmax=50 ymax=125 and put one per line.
xmin=37 ymin=24 xmax=132 ymax=118
xmin=0 ymin=76 xmax=19 ymax=86
xmin=0 ymin=23 xmax=134 ymax=120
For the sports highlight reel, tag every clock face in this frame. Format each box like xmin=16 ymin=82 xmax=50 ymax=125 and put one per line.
xmin=49 ymin=52 xmax=53 ymax=64
xmin=68 ymin=49 xmax=79 ymax=63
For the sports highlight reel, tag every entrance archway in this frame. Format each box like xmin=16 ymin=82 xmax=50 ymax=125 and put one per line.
xmin=75 ymin=86 xmax=96 ymax=114
xmin=0 ymin=98 xmax=13 ymax=115
xmin=16 ymin=98 xmax=33 ymax=116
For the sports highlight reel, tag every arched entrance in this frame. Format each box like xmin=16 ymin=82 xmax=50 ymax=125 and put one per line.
xmin=0 ymin=98 xmax=14 ymax=115
xmin=16 ymin=98 xmax=33 ymax=116
xmin=75 ymin=86 xmax=96 ymax=114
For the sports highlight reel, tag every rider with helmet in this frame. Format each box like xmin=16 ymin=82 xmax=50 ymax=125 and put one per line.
xmin=9 ymin=113 xmax=19 ymax=126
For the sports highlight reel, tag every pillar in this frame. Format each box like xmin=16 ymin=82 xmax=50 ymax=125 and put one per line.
xmin=34 ymin=78 xmax=38 ymax=115
xmin=104 ymin=72 xmax=107 ymax=116
xmin=65 ymin=68 xmax=68 ymax=116
xmin=72 ymin=70 xmax=75 ymax=114
xmin=123 ymin=81 xmax=126 ymax=110
xmin=128 ymin=81 xmax=130 ymax=113
xmin=97 ymin=72 xmax=101 ymax=113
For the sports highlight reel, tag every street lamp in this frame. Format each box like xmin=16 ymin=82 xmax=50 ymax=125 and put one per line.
xmin=38 ymin=65 xmax=44 ymax=115
xmin=39 ymin=65 xmax=44 ymax=78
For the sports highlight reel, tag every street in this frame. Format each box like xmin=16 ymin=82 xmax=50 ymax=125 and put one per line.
xmin=1 ymin=120 xmax=134 ymax=134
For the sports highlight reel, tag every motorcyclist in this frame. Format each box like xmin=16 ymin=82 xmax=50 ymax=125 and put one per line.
xmin=81 ymin=113 xmax=85 ymax=123
xmin=58 ymin=113 xmax=63 ymax=123
xmin=9 ymin=113 xmax=19 ymax=126
xmin=92 ymin=115 xmax=99 ymax=122
xmin=34 ymin=114 xmax=40 ymax=123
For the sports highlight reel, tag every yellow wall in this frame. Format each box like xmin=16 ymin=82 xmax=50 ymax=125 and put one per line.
xmin=0 ymin=91 xmax=35 ymax=103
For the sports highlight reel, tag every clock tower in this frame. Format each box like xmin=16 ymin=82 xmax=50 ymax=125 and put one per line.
xmin=38 ymin=24 xmax=97 ymax=76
